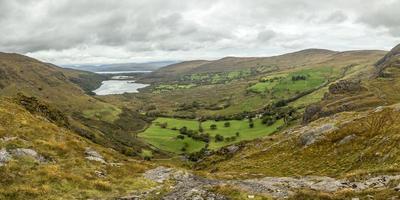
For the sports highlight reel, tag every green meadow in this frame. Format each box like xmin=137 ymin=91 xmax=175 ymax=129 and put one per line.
xmin=138 ymin=117 xmax=284 ymax=154
xmin=248 ymin=67 xmax=339 ymax=99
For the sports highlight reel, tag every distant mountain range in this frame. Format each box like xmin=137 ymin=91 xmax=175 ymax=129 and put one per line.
xmin=62 ymin=61 xmax=179 ymax=73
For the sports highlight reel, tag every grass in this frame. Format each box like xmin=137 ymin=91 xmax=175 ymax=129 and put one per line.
xmin=153 ymin=84 xmax=196 ymax=93
xmin=289 ymin=86 xmax=328 ymax=108
xmin=82 ymin=103 xmax=122 ymax=123
xmin=0 ymin=98 xmax=155 ymax=199
xmin=184 ymin=69 xmax=252 ymax=84
xmin=138 ymin=117 xmax=284 ymax=154
xmin=247 ymin=67 xmax=338 ymax=98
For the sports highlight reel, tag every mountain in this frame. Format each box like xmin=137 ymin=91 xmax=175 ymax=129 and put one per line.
xmin=142 ymin=49 xmax=386 ymax=83
xmin=0 ymin=52 xmax=152 ymax=157
xmin=63 ymin=61 xmax=178 ymax=73
xmin=0 ymin=97 xmax=153 ymax=199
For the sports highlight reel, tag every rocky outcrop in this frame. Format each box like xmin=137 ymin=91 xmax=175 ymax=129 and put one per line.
xmin=124 ymin=167 xmax=227 ymax=200
xmin=9 ymin=148 xmax=46 ymax=162
xmin=298 ymin=123 xmax=337 ymax=147
xmin=328 ymin=80 xmax=362 ymax=95
xmin=375 ymin=43 xmax=400 ymax=77
xmin=123 ymin=166 xmax=400 ymax=199
xmin=85 ymin=148 xmax=106 ymax=164
xmin=0 ymin=148 xmax=46 ymax=166
xmin=302 ymin=104 xmax=322 ymax=124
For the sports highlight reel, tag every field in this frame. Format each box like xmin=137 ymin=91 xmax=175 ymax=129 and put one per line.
xmin=247 ymin=67 xmax=339 ymax=99
xmin=138 ymin=117 xmax=284 ymax=154
xmin=182 ymin=69 xmax=252 ymax=84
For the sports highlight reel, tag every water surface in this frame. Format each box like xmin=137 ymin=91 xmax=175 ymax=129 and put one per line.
xmin=93 ymin=80 xmax=149 ymax=95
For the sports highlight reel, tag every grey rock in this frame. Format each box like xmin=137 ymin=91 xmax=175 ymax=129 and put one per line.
xmin=10 ymin=148 xmax=45 ymax=162
xmin=338 ymin=134 xmax=356 ymax=145
xmin=0 ymin=148 xmax=12 ymax=166
xmin=143 ymin=166 xmax=175 ymax=183
xmin=0 ymin=136 xmax=17 ymax=142
xmin=299 ymin=123 xmax=337 ymax=146
xmin=85 ymin=148 xmax=106 ymax=164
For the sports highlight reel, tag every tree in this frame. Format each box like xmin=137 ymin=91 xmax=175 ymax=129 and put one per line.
xmin=210 ymin=124 xmax=217 ymax=130
xmin=215 ymin=134 xmax=224 ymax=142
xmin=179 ymin=126 xmax=188 ymax=135
xmin=249 ymin=122 xmax=254 ymax=128
xmin=236 ymin=132 xmax=240 ymax=137
xmin=177 ymin=135 xmax=185 ymax=140
xmin=224 ymin=122 xmax=231 ymax=127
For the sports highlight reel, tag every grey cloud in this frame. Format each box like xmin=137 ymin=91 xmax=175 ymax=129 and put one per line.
xmin=357 ymin=1 xmax=400 ymax=36
xmin=0 ymin=0 xmax=398 ymax=64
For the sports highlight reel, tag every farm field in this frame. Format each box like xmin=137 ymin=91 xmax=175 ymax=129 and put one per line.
xmin=138 ymin=117 xmax=284 ymax=154
xmin=247 ymin=66 xmax=339 ymax=99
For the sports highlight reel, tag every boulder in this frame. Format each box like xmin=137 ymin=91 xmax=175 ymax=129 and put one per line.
xmin=299 ymin=124 xmax=337 ymax=147
xmin=85 ymin=148 xmax=106 ymax=164
xmin=302 ymin=104 xmax=322 ymax=124
xmin=338 ymin=134 xmax=356 ymax=145
xmin=9 ymin=148 xmax=45 ymax=162
xmin=0 ymin=148 xmax=12 ymax=166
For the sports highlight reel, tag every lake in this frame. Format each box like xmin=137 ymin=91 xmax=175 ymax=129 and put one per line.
xmin=93 ymin=80 xmax=149 ymax=95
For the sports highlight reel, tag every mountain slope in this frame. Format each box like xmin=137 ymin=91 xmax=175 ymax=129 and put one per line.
xmin=196 ymin=43 xmax=400 ymax=181
xmin=0 ymin=52 xmax=152 ymax=157
xmin=141 ymin=49 xmax=386 ymax=83
xmin=0 ymin=97 xmax=154 ymax=199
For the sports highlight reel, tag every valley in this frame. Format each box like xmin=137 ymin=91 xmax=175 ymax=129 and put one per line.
xmin=1 ymin=44 xmax=400 ymax=199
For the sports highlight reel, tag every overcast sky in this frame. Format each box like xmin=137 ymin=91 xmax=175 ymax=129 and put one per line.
xmin=0 ymin=0 xmax=399 ymax=65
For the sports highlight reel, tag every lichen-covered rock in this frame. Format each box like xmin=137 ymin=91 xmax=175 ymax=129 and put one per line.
xmin=0 ymin=148 xmax=12 ymax=166
xmin=302 ymin=104 xmax=322 ymax=124
xmin=338 ymin=134 xmax=356 ymax=145
xmin=299 ymin=123 xmax=337 ymax=147
xmin=85 ymin=148 xmax=106 ymax=164
xmin=143 ymin=166 xmax=175 ymax=183
xmin=9 ymin=148 xmax=45 ymax=162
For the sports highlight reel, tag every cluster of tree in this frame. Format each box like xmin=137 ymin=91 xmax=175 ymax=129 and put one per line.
xmin=179 ymin=126 xmax=210 ymax=143
xmin=261 ymin=115 xmax=276 ymax=126
xmin=176 ymin=101 xmax=202 ymax=111
xmin=214 ymin=132 xmax=240 ymax=143
xmin=291 ymin=75 xmax=307 ymax=81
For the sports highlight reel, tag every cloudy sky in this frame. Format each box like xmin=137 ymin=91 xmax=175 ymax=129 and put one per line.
xmin=0 ymin=0 xmax=399 ymax=65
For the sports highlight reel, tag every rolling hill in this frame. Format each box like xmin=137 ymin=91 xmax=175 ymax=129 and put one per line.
xmin=141 ymin=49 xmax=386 ymax=83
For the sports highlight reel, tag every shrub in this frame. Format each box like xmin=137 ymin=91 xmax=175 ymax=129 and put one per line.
xmin=224 ymin=122 xmax=231 ymax=127
xmin=159 ymin=122 xmax=168 ymax=128
xmin=249 ymin=122 xmax=254 ymax=128
xmin=215 ymin=134 xmax=224 ymax=142
xmin=210 ymin=124 xmax=217 ymax=130
xmin=177 ymin=135 xmax=185 ymax=140
xmin=235 ymin=132 xmax=240 ymax=137
xmin=179 ymin=126 xmax=188 ymax=135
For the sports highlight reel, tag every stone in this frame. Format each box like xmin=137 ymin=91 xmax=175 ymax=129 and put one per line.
xmin=338 ymin=134 xmax=356 ymax=145
xmin=299 ymin=124 xmax=337 ymax=146
xmin=0 ymin=148 xmax=12 ymax=166
xmin=9 ymin=148 xmax=45 ymax=162
xmin=143 ymin=166 xmax=175 ymax=183
xmin=328 ymin=80 xmax=362 ymax=94
xmin=85 ymin=148 xmax=106 ymax=164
